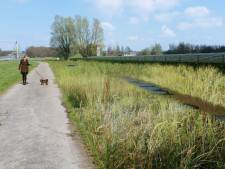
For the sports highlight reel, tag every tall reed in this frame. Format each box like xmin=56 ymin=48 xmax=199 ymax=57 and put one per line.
xmin=49 ymin=61 xmax=225 ymax=169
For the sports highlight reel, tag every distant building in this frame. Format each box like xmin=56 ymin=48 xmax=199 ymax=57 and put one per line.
xmin=123 ymin=51 xmax=137 ymax=57
xmin=97 ymin=45 xmax=101 ymax=56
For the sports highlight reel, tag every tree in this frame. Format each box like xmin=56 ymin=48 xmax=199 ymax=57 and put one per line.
xmin=50 ymin=15 xmax=104 ymax=58
xmin=107 ymin=45 xmax=113 ymax=56
xmin=165 ymin=42 xmax=225 ymax=54
xmin=74 ymin=16 xmax=104 ymax=57
xmin=74 ymin=16 xmax=90 ymax=57
xmin=125 ymin=46 xmax=132 ymax=53
xmin=139 ymin=48 xmax=151 ymax=55
xmin=151 ymin=43 xmax=162 ymax=55
xmin=90 ymin=19 xmax=104 ymax=56
xmin=50 ymin=16 xmax=76 ymax=60
xmin=121 ymin=46 xmax=125 ymax=56
xmin=91 ymin=19 xmax=104 ymax=47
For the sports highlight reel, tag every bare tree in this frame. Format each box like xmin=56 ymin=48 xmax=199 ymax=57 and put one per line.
xmin=50 ymin=16 xmax=76 ymax=60
xmin=89 ymin=18 xmax=104 ymax=56
xmin=74 ymin=16 xmax=90 ymax=57
xmin=91 ymin=19 xmax=104 ymax=46
xmin=50 ymin=15 xmax=104 ymax=58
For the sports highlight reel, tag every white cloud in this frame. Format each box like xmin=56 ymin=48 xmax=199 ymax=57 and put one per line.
xmin=161 ymin=26 xmax=176 ymax=37
xmin=95 ymin=0 xmax=123 ymax=12
xmin=178 ymin=6 xmax=223 ymax=30
xmin=131 ymin=0 xmax=180 ymax=13
xmin=185 ymin=6 xmax=210 ymax=18
xmin=101 ymin=22 xmax=115 ymax=31
xmin=177 ymin=17 xmax=223 ymax=30
xmin=155 ymin=11 xmax=179 ymax=23
xmin=94 ymin=0 xmax=180 ymax=17
xmin=129 ymin=17 xmax=139 ymax=24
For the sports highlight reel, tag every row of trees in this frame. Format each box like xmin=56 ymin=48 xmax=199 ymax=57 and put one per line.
xmin=165 ymin=42 xmax=225 ymax=54
xmin=25 ymin=43 xmax=225 ymax=58
xmin=138 ymin=44 xmax=163 ymax=56
xmin=26 ymin=47 xmax=58 ymax=58
xmin=0 ymin=49 xmax=11 ymax=56
xmin=103 ymin=45 xmax=132 ymax=56
xmin=50 ymin=15 xmax=104 ymax=59
xmin=102 ymin=44 xmax=163 ymax=56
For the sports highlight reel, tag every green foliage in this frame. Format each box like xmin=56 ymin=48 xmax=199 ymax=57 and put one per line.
xmin=50 ymin=15 xmax=104 ymax=59
xmin=49 ymin=61 xmax=225 ymax=169
xmin=139 ymin=44 xmax=162 ymax=56
xmin=0 ymin=61 xmax=20 ymax=93
xmin=151 ymin=43 xmax=162 ymax=55
xmin=50 ymin=16 xmax=76 ymax=60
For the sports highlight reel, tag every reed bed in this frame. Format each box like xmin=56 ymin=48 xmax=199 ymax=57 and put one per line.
xmin=49 ymin=61 xmax=225 ymax=169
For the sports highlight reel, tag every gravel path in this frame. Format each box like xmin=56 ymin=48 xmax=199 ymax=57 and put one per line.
xmin=0 ymin=63 xmax=94 ymax=169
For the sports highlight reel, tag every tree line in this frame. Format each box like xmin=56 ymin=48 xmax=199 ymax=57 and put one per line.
xmin=26 ymin=42 xmax=225 ymax=58
xmin=0 ymin=49 xmax=11 ymax=56
xmin=24 ymin=14 xmax=225 ymax=58
xmin=102 ymin=43 xmax=163 ymax=56
xmin=102 ymin=45 xmax=132 ymax=56
xmin=139 ymin=44 xmax=163 ymax=55
xmin=26 ymin=47 xmax=58 ymax=58
xmin=164 ymin=42 xmax=225 ymax=54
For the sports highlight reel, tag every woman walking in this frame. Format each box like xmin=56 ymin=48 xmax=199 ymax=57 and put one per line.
xmin=18 ymin=55 xmax=30 ymax=85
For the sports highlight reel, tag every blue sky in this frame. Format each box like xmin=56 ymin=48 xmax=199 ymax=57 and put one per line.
xmin=0 ymin=0 xmax=225 ymax=51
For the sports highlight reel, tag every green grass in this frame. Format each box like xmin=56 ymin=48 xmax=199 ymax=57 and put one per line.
xmin=0 ymin=61 xmax=37 ymax=94
xmin=49 ymin=61 xmax=225 ymax=169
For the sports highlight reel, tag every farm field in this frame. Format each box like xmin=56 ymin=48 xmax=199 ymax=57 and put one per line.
xmin=0 ymin=61 xmax=37 ymax=94
xmin=50 ymin=61 xmax=225 ymax=169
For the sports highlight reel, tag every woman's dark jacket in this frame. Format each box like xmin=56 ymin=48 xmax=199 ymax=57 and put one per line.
xmin=19 ymin=59 xmax=29 ymax=73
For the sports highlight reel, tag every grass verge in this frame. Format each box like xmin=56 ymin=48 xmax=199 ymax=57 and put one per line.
xmin=0 ymin=61 xmax=37 ymax=94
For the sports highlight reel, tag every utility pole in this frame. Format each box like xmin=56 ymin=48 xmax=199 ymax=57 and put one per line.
xmin=16 ymin=41 xmax=19 ymax=59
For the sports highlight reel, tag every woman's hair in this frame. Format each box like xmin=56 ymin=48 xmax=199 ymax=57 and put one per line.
xmin=23 ymin=55 xmax=28 ymax=60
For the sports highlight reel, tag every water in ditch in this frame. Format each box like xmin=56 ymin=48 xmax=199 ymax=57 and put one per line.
xmin=124 ymin=77 xmax=225 ymax=122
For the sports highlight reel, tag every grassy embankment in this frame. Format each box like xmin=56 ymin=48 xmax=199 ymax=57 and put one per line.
xmin=0 ymin=61 xmax=37 ymax=94
xmin=50 ymin=61 xmax=225 ymax=169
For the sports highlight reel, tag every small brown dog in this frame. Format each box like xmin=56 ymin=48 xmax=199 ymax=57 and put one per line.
xmin=40 ymin=79 xmax=48 ymax=85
